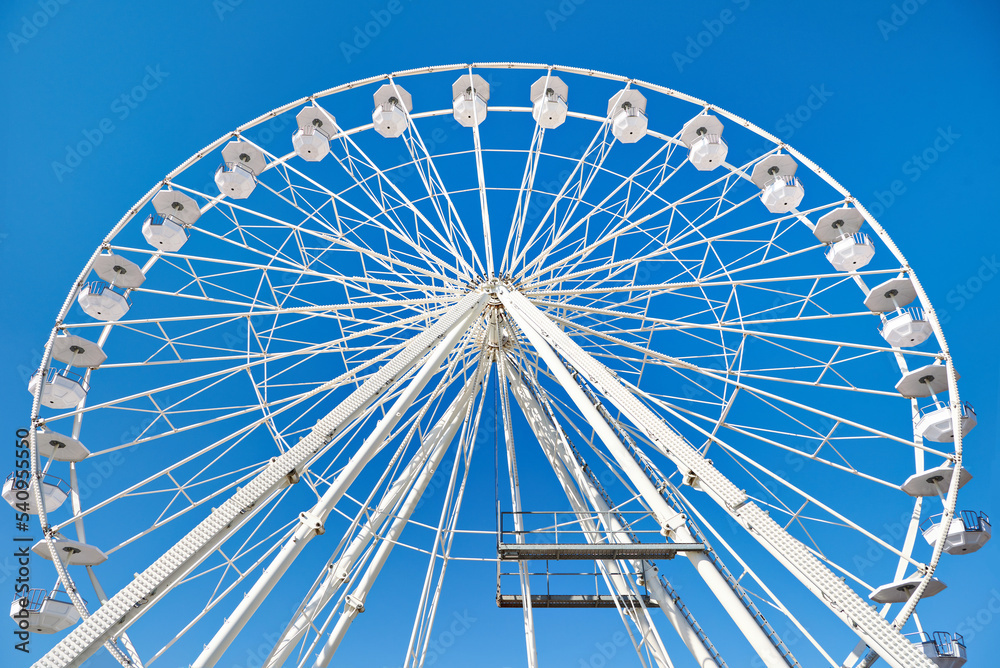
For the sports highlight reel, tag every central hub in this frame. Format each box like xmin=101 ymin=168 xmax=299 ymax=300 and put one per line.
xmin=477 ymin=283 xmax=517 ymax=353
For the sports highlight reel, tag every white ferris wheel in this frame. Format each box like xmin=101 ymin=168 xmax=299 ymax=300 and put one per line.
xmin=10 ymin=63 xmax=991 ymax=668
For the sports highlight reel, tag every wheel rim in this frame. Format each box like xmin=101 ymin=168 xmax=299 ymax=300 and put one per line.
xmin=25 ymin=63 xmax=969 ymax=668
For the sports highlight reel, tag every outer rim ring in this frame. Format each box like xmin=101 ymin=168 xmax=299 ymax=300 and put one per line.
xmin=27 ymin=62 xmax=963 ymax=666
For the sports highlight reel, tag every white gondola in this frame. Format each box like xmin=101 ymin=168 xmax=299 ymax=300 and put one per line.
xmin=34 ymin=429 xmax=90 ymax=462
xmin=452 ymin=74 xmax=489 ymax=127
xmin=909 ymin=631 xmax=967 ymax=668
xmin=881 ymin=307 xmax=934 ymax=347
xmin=825 ymin=233 xmax=875 ymax=271
xmin=77 ymin=281 xmax=131 ymax=321
xmin=914 ymin=401 xmax=977 ymax=442
xmin=215 ymin=141 xmax=266 ymax=199
xmin=922 ymin=510 xmax=991 ymax=555
xmin=146 ymin=189 xmax=201 ymax=251
xmin=813 ymin=206 xmax=875 ymax=271
xmin=31 ymin=537 xmax=108 ymax=566
xmin=142 ymin=213 xmax=189 ymax=252
xmin=2 ymin=473 xmax=69 ymax=514
xmin=27 ymin=368 xmax=88 ymax=409
xmin=292 ymin=105 xmax=337 ymax=161
xmin=689 ymin=134 xmax=728 ymax=171
xmin=530 ymin=75 xmax=568 ymax=129
xmin=372 ymin=83 xmax=413 ymax=138
xmin=681 ymin=113 xmax=728 ymax=171
xmin=607 ymin=89 xmax=647 ymax=143
xmin=750 ymin=154 xmax=804 ymax=213
xmin=813 ymin=206 xmax=876 ymax=270
xmin=9 ymin=589 xmax=81 ymax=634
xmin=215 ymin=161 xmax=256 ymax=198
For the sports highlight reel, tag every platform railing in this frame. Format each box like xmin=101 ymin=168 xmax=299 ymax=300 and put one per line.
xmin=506 ymin=365 xmax=727 ymax=666
xmin=80 ymin=281 xmax=133 ymax=308
xmin=569 ymin=365 xmax=801 ymax=668
xmin=922 ymin=509 xmax=991 ymax=533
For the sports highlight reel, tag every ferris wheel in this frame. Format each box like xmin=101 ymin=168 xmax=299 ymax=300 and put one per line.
xmin=11 ymin=63 xmax=991 ymax=668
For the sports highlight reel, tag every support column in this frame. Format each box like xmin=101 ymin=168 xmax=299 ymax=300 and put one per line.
xmin=499 ymin=288 xmax=790 ymax=668
xmin=496 ymin=350 xmax=539 ymax=668
xmin=498 ymin=286 xmax=934 ymax=668
xmin=503 ymin=355 xmax=675 ymax=668
xmin=263 ymin=363 xmax=489 ymax=668
xmin=506 ymin=359 xmax=719 ymax=668
xmin=311 ymin=359 xmax=490 ymax=667
xmin=192 ymin=296 xmax=487 ymax=668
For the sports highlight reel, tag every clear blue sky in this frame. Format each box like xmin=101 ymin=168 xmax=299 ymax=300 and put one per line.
xmin=2 ymin=1 xmax=999 ymax=667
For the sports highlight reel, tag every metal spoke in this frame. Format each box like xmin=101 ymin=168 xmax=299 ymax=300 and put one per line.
xmin=29 ymin=65 xmax=960 ymax=668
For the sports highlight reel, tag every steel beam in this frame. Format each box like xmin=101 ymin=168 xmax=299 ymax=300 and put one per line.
xmin=32 ymin=293 xmax=487 ymax=668
xmin=261 ymin=363 xmax=488 ymax=668
xmin=503 ymin=356 xmax=675 ymax=668
xmin=506 ymin=361 xmax=724 ymax=668
xmin=310 ymin=358 xmax=489 ymax=668
xmin=497 ymin=285 xmax=935 ymax=668
xmin=192 ymin=296 xmax=486 ymax=668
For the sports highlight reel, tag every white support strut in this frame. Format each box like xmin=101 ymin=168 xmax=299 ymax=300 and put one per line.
xmin=310 ymin=359 xmax=489 ymax=667
xmin=505 ymin=361 xmax=722 ymax=668
xmin=192 ymin=295 xmax=487 ymax=668
xmin=503 ymin=363 xmax=674 ymax=668
xmin=262 ymin=361 xmax=489 ymax=668
xmin=499 ymin=293 xmax=784 ymax=668
xmin=32 ymin=293 xmax=488 ymax=668
xmin=495 ymin=285 xmax=935 ymax=668
xmin=495 ymin=351 xmax=540 ymax=668
xmin=506 ymin=360 xmax=705 ymax=668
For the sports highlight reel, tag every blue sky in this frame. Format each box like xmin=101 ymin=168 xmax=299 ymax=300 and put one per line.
xmin=2 ymin=1 xmax=999 ymax=667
